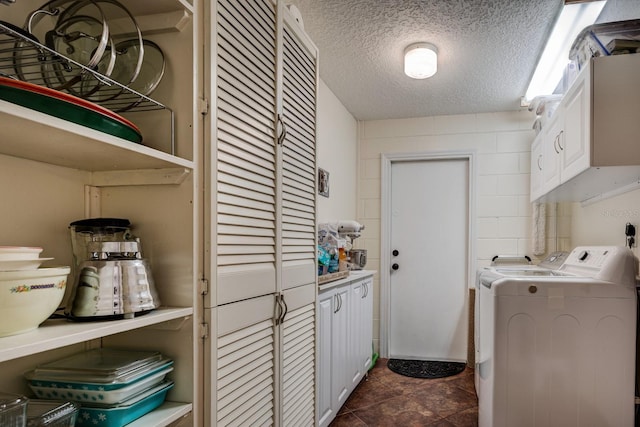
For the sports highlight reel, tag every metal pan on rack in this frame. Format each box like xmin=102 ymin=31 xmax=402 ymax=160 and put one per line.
xmin=24 ymin=0 xmax=109 ymax=79
xmin=88 ymin=39 xmax=165 ymax=109
xmin=58 ymin=0 xmax=144 ymax=85
xmin=0 ymin=20 xmax=43 ymax=81
xmin=43 ymin=14 xmax=116 ymax=96
xmin=0 ymin=24 xmax=168 ymax=115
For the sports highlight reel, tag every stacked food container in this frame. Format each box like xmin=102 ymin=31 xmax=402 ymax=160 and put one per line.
xmin=24 ymin=348 xmax=174 ymax=427
xmin=0 ymin=246 xmax=69 ymax=337
xmin=0 ymin=393 xmax=79 ymax=427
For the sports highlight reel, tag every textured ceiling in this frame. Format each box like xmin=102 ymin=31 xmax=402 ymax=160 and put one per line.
xmin=287 ymin=0 xmax=639 ymax=121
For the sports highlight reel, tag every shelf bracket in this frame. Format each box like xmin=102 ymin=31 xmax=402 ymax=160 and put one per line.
xmin=90 ymin=168 xmax=191 ymax=187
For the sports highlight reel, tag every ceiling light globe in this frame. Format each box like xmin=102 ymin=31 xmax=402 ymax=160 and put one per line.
xmin=404 ymin=43 xmax=438 ymax=79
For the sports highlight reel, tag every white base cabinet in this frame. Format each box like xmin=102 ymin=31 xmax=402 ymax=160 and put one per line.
xmin=318 ymin=272 xmax=375 ymax=427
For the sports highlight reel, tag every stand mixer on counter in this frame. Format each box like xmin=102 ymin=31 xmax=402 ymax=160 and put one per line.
xmin=318 ymin=220 xmax=367 ymax=274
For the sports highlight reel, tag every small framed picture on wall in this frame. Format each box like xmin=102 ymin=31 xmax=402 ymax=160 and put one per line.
xmin=318 ymin=168 xmax=329 ymax=197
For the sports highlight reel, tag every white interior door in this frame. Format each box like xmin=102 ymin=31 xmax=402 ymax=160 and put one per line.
xmin=389 ymin=158 xmax=469 ymax=362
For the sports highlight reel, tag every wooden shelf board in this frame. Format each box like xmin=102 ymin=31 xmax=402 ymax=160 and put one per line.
xmin=0 ymin=307 xmax=193 ymax=363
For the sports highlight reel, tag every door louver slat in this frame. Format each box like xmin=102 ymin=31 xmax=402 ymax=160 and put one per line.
xmin=218 ymin=128 xmax=274 ymax=164
xmin=283 ymin=156 xmax=315 ymax=181
xmin=218 ymin=1 xmax=275 ymax=70
xmin=218 ymin=163 xmax=274 ymax=188
xmin=282 ymin=302 xmax=315 ymax=426
xmin=217 ymin=316 xmax=275 ymax=426
xmin=283 ymin=81 xmax=315 ymax=120
xmin=218 ymin=110 xmax=273 ymax=148
xmin=218 ymin=224 xmax=274 ymax=237
xmin=218 ymin=183 xmax=274 ymax=206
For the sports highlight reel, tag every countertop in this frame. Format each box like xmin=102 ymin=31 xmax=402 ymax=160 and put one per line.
xmin=318 ymin=270 xmax=376 ymax=292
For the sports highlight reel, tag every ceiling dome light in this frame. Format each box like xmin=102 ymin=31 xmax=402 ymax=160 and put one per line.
xmin=404 ymin=42 xmax=438 ymax=79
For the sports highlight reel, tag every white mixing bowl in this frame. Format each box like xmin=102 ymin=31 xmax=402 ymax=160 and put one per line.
xmin=0 ymin=246 xmax=43 ymax=261
xmin=0 ymin=267 xmax=70 ymax=337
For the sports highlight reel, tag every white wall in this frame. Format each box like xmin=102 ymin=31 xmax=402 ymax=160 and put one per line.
xmin=358 ymin=111 xmax=540 ymax=351
xmin=570 ymin=190 xmax=640 ymax=258
xmin=316 ymin=79 xmax=358 ymax=222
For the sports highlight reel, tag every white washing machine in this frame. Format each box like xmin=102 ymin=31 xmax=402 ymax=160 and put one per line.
xmin=475 ymin=246 xmax=637 ymax=427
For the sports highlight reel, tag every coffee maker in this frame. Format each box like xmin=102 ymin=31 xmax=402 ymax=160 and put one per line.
xmin=66 ymin=218 xmax=160 ymax=320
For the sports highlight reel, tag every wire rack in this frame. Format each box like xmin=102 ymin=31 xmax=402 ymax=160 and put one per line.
xmin=0 ymin=22 xmax=169 ymax=113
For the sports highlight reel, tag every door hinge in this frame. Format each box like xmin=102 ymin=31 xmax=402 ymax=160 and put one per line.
xmin=199 ymin=322 xmax=209 ymax=339
xmin=199 ymin=278 xmax=209 ymax=295
xmin=199 ymin=97 xmax=209 ymax=115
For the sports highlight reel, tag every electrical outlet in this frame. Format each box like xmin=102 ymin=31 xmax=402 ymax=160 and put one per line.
xmin=625 ymin=223 xmax=636 ymax=248
xmin=625 ymin=223 xmax=635 ymax=237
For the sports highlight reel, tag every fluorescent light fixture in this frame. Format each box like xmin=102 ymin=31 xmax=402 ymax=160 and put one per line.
xmin=404 ymin=43 xmax=438 ymax=79
xmin=524 ymin=0 xmax=606 ymax=102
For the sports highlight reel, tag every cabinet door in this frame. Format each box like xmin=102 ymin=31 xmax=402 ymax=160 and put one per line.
xmin=561 ymin=66 xmax=591 ymax=183
xmin=214 ymin=294 xmax=277 ymax=426
xmin=349 ymin=281 xmax=364 ymax=388
xmin=360 ymin=278 xmax=374 ymax=373
xmin=280 ymin=283 xmax=316 ymax=426
xmin=332 ymin=286 xmax=351 ymax=408
xmin=279 ymin=11 xmax=318 ymax=291
xmin=542 ymin=110 xmax=562 ymax=193
xmin=530 ymin=132 xmax=544 ymax=202
xmin=317 ymin=291 xmax=334 ymax=427
xmin=214 ymin=0 xmax=278 ymax=305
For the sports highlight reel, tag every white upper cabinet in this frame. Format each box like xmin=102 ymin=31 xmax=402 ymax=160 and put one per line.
xmin=531 ymin=53 xmax=640 ymax=203
xmin=530 ymin=132 xmax=544 ymax=202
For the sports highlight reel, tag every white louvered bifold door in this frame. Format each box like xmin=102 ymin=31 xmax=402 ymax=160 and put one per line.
xmin=281 ymin=283 xmax=316 ymax=426
xmin=279 ymin=12 xmax=318 ymax=291
xmin=216 ymin=0 xmax=278 ymax=305
xmin=216 ymin=295 xmax=276 ymax=426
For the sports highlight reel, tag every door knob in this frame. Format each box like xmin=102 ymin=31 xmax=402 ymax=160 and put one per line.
xmin=392 ymin=249 xmax=399 ymax=256
xmin=392 ymin=263 xmax=399 ymax=271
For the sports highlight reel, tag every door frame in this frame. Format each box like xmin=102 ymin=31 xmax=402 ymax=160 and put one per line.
xmin=379 ymin=151 xmax=477 ymax=358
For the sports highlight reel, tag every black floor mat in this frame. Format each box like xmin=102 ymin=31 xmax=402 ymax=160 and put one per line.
xmin=387 ymin=359 xmax=466 ymax=379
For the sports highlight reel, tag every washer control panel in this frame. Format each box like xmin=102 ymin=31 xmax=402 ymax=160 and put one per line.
xmin=560 ymin=246 xmax=638 ymax=287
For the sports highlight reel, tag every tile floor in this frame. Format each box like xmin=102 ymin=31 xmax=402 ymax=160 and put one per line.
xmin=329 ymin=358 xmax=478 ymax=427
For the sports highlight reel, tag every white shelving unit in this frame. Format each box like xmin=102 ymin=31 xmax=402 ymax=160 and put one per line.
xmin=0 ymin=0 xmax=203 ymax=425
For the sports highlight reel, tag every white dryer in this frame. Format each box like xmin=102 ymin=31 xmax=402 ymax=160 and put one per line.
xmin=475 ymin=246 xmax=637 ymax=427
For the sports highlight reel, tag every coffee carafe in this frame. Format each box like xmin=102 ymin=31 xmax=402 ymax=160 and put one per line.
xmin=66 ymin=218 xmax=160 ymax=320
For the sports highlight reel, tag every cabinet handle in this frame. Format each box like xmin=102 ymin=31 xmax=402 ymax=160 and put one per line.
xmin=362 ymin=283 xmax=367 ymax=298
xmin=554 ymin=135 xmax=560 ymax=154
xmin=557 ymin=130 xmax=564 ymax=150
xmin=537 ymin=154 xmax=543 ymax=171
xmin=277 ymin=114 xmax=287 ymax=146
xmin=275 ymin=295 xmax=283 ymax=325
xmin=339 ymin=294 xmax=344 ymax=312
xmin=280 ymin=295 xmax=288 ymax=323
xmin=334 ymin=294 xmax=339 ymax=313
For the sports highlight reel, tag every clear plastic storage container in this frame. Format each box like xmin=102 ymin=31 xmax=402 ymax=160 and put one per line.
xmin=26 ymin=400 xmax=79 ymax=427
xmin=0 ymin=392 xmax=28 ymax=427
